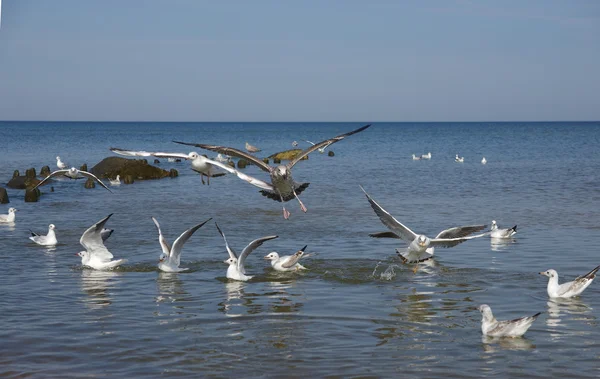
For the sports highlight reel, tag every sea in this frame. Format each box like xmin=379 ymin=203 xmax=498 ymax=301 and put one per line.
xmin=0 ymin=121 xmax=599 ymax=378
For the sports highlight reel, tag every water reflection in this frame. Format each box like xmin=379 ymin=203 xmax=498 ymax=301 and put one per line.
xmin=219 ymin=281 xmax=249 ymax=317
xmin=490 ymin=237 xmax=516 ymax=251
xmin=546 ymin=298 xmax=594 ymax=339
xmin=481 ymin=335 xmax=536 ymax=351
xmin=391 ymin=289 xmax=435 ymax=324
xmin=0 ymin=222 xmax=16 ymax=232
xmin=80 ymin=269 xmax=120 ymax=310
xmin=156 ymin=272 xmax=186 ymax=303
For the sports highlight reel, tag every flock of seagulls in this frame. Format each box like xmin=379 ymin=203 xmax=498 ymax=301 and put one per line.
xmin=2 ymin=124 xmax=598 ymax=341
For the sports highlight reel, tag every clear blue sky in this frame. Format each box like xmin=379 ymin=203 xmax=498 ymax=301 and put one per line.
xmin=0 ymin=0 xmax=598 ymax=121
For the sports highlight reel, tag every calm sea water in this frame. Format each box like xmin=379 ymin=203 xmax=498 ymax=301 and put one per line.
xmin=1 ymin=122 xmax=600 ymax=377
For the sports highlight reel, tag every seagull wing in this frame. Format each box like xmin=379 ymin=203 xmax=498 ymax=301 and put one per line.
xmin=435 ymin=225 xmax=487 ymax=239
xmin=110 ymin=148 xmax=190 ymax=160
xmin=238 ymin=235 xmax=278 ymax=272
xmin=33 ymin=170 xmax=69 ymax=190
xmin=369 ymin=231 xmax=402 ymax=239
xmin=170 ymin=218 xmax=211 ymax=267
xmin=281 ymin=246 xmax=308 ymax=268
xmin=287 ymin=124 xmax=371 ymax=168
xmin=151 ymin=217 xmax=172 ymax=256
xmin=100 ymin=228 xmax=114 ymax=242
xmin=80 ymin=214 xmax=114 ymax=261
xmin=173 ymin=141 xmax=272 ymax=172
xmin=215 ymin=222 xmax=238 ymax=260
xmin=79 ymin=170 xmax=113 ymax=193
xmin=360 ymin=186 xmax=418 ymax=242
xmin=205 ymin=158 xmax=274 ymax=191
xmin=429 ymin=233 xmax=487 ymax=248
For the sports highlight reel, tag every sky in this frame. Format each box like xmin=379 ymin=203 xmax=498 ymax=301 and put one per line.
xmin=0 ymin=0 xmax=598 ymax=122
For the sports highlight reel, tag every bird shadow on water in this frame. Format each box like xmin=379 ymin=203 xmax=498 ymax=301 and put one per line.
xmin=480 ymin=335 xmax=537 ymax=352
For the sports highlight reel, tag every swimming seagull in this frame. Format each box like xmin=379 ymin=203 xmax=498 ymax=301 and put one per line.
xmin=109 ymin=175 xmax=121 ymax=186
xmin=539 ymin=265 xmax=600 ymax=298
xmin=215 ymin=153 xmax=230 ymax=163
xmin=33 ymin=167 xmax=112 ymax=193
xmin=292 ymin=141 xmax=298 ymax=147
xmin=490 ymin=220 xmax=517 ymax=238
xmin=421 ymin=152 xmax=431 ymax=160
xmin=0 ymin=208 xmax=17 ymax=223
xmin=479 ymin=304 xmax=541 ymax=338
xmin=264 ymin=246 xmax=309 ymax=272
xmin=152 ymin=216 xmax=211 ymax=272
xmin=29 ymin=224 xmax=57 ymax=246
xmin=56 ymin=156 xmax=67 ymax=170
xmin=216 ymin=223 xmax=278 ymax=281
xmin=174 ymin=124 xmax=372 ymax=219
xmin=245 ymin=142 xmax=262 ymax=153
xmin=77 ymin=214 xmax=127 ymax=270
xmin=411 ymin=154 xmax=422 ymax=160
xmin=361 ymin=186 xmax=486 ymax=272
xmin=303 ymin=140 xmax=330 ymax=154
xmin=481 ymin=157 xmax=487 ymax=165
xmin=110 ymin=148 xmax=226 ymax=185
xmin=455 ymin=154 xmax=464 ymax=163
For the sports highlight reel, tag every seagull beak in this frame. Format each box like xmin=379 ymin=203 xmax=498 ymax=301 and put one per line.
xmin=539 ymin=272 xmax=545 ymax=276
xmin=74 ymin=253 xmax=79 ymax=256
xmin=223 ymin=259 xmax=230 ymax=264
xmin=419 ymin=241 xmax=426 ymax=247
xmin=264 ymin=255 xmax=270 ymax=259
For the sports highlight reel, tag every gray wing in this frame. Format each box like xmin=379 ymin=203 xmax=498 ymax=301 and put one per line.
xmin=79 ymin=170 xmax=113 ymax=193
xmin=172 ymin=141 xmax=272 ymax=172
xmin=32 ymin=170 xmax=69 ymax=190
xmin=215 ymin=222 xmax=238 ymax=260
xmin=238 ymin=235 xmax=278 ymax=272
xmin=151 ymin=217 xmax=172 ymax=256
xmin=491 ymin=313 xmax=541 ymax=335
xmin=435 ymin=225 xmax=487 ymax=239
xmin=80 ymin=214 xmax=114 ymax=261
xmin=100 ymin=228 xmax=114 ymax=242
xmin=205 ymin=157 xmax=274 ymax=191
xmin=360 ymin=186 xmax=418 ymax=242
xmin=110 ymin=148 xmax=190 ymax=160
xmin=287 ymin=124 xmax=371 ymax=168
xmin=369 ymin=231 xmax=401 ymax=239
xmin=429 ymin=233 xmax=487 ymax=248
xmin=170 ymin=218 xmax=212 ymax=266
xmin=281 ymin=251 xmax=307 ymax=268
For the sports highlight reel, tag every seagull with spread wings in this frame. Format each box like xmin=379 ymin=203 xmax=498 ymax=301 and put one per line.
xmin=33 ymin=167 xmax=112 ymax=193
xmin=174 ymin=124 xmax=371 ymax=219
xmin=361 ymin=186 xmax=486 ymax=272
xmin=76 ymin=214 xmax=126 ymax=270
xmin=152 ymin=217 xmax=211 ymax=272
xmin=264 ymin=246 xmax=310 ymax=272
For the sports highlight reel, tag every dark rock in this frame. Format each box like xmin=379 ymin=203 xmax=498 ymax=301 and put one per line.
xmin=25 ymin=168 xmax=36 ymax=178
xmin=123 ymin=175 xmax=135 ymax=185
xmin=80 ymin=163 xmax=88 ymax=171
xmin=84 ymin=178 xmax=96 ymax=189
xmin=6 ymin=176 xmax=42 ymax=190
xmin=154 ymin=159 xmax=160 ymax=164
xmin=40 ymin=166 xmax=51 ymax=177
xmin=227 ymin=160 xmax=235 ymax=168
xmin=175 ymin=159 xmax=182 ymax=163
xmin=274 ymin=158 xmax=281 ymax=164
xmin=13 ymin=170 xmax=20 ymax=178
xmin=0 ymin=188 xmax=9 ymax=204
xmin=169 ymin=169 xmax=179 ymax=178
xmin=50 ymin=187 xmax=54 ymax=192
xmin=328 ymin=150 xmax=335 ymax=157
xmin=237 ymin=159 xmax=248 ymax=169
xmin=24 ymin=188 xmax=40 ymax=202
xmin=90 ymin=157 xmax=170 ymax=181
xmin=262 ymin=158 xmax=269 ymax=164
xmin=268 ymin=149 xmax=308 ymax=162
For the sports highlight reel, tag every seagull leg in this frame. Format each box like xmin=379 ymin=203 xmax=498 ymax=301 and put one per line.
xmin=201 ymin=174 xmax=205 ymax=185
xmin=293 ymin=189 xmax=307 ymax=213
xmin=279 ymin=192 xmax=291 ymax=219
xmin=413 ymin=264 xmax=419 ymax=274
xmin=207 ymin=173 xmax=211 ymax=186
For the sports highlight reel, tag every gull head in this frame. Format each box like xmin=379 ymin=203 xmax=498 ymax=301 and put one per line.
xmin=76 ymin=251 xmax=89 ymax=259
xmin=56 ymin=156 xmax=61 ymax=161
xmin=417 ymin=235 xmax=429 ymax=247
xmin=224 ymin=257 xmax=237 ymax=266
xmin=8 ymin=208 xmax=16 ymax=214
xmin=491 ymin=220 xmax=497 ymax=230
xmin=68 ymin=167 xmax=78 ymax=174
xmin=478 ymin=304 xmax=494 ymax=320
xmin=188 ymin=152 xmax=200 ymax=160
xmin=539 ymin=269 xmax=557 ymax=278
xmin=273 ymin=166 xmax=289 ymax=180
xmin=115 ymin=175 xmax=120 ymax=180
xmin=49 ymin=224 xmax=55 ymax=230
xmin=158 ymin=253 xmax=168 ymax=263
xmin=264 ymin=252 xmax=279 ymax=261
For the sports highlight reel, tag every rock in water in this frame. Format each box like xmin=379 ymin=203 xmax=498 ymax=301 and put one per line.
xmin=169 ymin=169 xmax=178 ymax=178
xmin=123 ymin=175 xmax=135 ymax=184
xmin=0 ymin=188 xmax=9 ymax=204
xmin=273 ymin=158 xmax=281 ymax=164
xmin=227 ymin=160 xmax=235 ymax=168
xmin=154 ymin=159 xmax=160 ymax=164
xmin=328 ymin=150 xmax=335 ymax=157
xmin=268 ymin=149 xmax=308 ymax=162
xmin=262 ymin=158 xmax=269 ymax=164
xmin=13 ymin=170 xmax=20 ymax=178
xmin=238 ymin=160 xmax=248 ymax=169
xmin=40 ymin=166 xmax=51 ymax=177
xmin=24 ymin=188 xmax=40 ymax=202
xmin=80 ymin=163 xmax=88 ymax=171
xmin=84 ymin=178 xmax=96 ymax=189
xmin=25 ymin=168 xmax=36 ymax=178
xmin=6 ymin=176 xmax=42 ymax=190
xmin=90 ymin=157 xmax=169 ymax=181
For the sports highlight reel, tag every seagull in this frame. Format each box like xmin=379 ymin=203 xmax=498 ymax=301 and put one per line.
xmin=174 ymin=124 xmax=372 ymax=219
xmin=264 ymin=245 xmax=309 ymax=272
xmin=101 ymin=228 xmax=114 ymax=242
xmin=29 ymin=224 xmax=57 ymax=246
xmin=216 ymin=223 xmax=278 ymax=281
xmin=411 ymin=154 xmax=422 ymax=161
xmin=361 ymin=186 xmax=486 ymax=272
xmin=539 ymin=266 xmax=600 ymax=298
xmin=245 ymin=142 xmax=262 ymax=153
xmin=110 ymin=148 xmax=226 ymax=185
xmin=490 ymin=220 xmax=517 ymax=238
xmin=481 ymin=157 xmax=487 ymax=165
xmin=292 ymin=141 xmax=298 ymax=147
xmin=421 ymin=152 xmax=431 ymax=160
xmin=56 ymin=156 xmax=67 ymax=170
xmin=479 ymin=304 xmax=541 ymax=338
xmin=303 ymin=140 xmax=330 ymax=154
xmin=215 ymin=153 xmax=230 ymax=163
xmin=152 ymin=216 xmax=211 ymax=272
xmin=455 ymin=154 xmax=464 ymax=163
xmin=0 ymin=208 xmax=17 ymax=223
xmin=33 ymin=167 xmax=112 ymax=193
xmin=77 ymin=214 xmax=126 ymax=270
xmin=109 ymin=175 xmax=121 ymax=186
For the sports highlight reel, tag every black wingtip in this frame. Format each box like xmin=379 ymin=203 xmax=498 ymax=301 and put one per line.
xmin=532 ymin=312 xmax=542 ymax=318
xmin=512 ymin=225 xmax=518 ymax=232
xmin=300 ymin=245 xmax=308 ymax=252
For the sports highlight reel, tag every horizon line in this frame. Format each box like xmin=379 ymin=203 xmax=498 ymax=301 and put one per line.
xmin=0 ymin=120 xmax=599 ymax=124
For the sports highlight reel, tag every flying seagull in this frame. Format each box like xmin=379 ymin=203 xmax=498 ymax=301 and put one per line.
xmin=152 ymin=216 xmax=211 ymax=272
xmin=110 ymin=148 xmax=226 ymax=185
xmin=539 ymin=265 xmax=600 ymax=298
xmin=33 ymin=167 xmax=112 ymax=193
xmin=303 ymin=139 xmax=331 ymax=154
xmin=29 ymin=224 xmax=58 ymax=246
xmin=174 ymin=124 xmax=371 ymax=219
xmin=490 ymin=220 xmax=517 ymax=238
xmin=76 ymin=214 xmax=126 ymax=270
xmin=264 ymin=246 xmax=310 ymax=272
xmin=216 ymin=223 xmax=278 ymax=281
xmin=479 ymin=304 xmax=541 ymax=338
xmin=361 ymin=186 xmax=486 ymax=272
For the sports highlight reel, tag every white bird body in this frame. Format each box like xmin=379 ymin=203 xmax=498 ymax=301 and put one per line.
xmin=216 ymin=223 xmax=278 ymax=281
xmin=0 ymin=208 xmax=17 ymax=223
xmin=56 ymin=156 xmax=67 ymax=170
xmin=33 ymin=167 xmax=112 ymax=192
xmin=455 ymin=154 xmax=464 ymax=163
xmin=245 ymin=142 xmax=262 ymax=153
xmin=479 ymin=304 xmax=540 ymax=338
xmin=292 ymin=141 xmax=298 ymax=147
xmin=540 ymin=266 xmax=600 ymax=298
xmin=215 ymin=153 xmax=230 ymax=163
xmin=490 ymin=220 xmax=517 ymax=238
xmin=421 ymin=152 xmax=431 ymax=159
xmin=412 ymin=154 xmax=421 ymax=160
xmin=77 ymin=214 xmax=126 ymax=270
xmin=153 ymin=216 xmax=211 ymax=272
xmin=109 ymin=175 xmax=121 ymax=186
xmin=481 ymin=157 xmax=487 ymax=164
xmin=29 ymin=224 xmax=58 ymax=246
xmin=264 ymin=247 xmax=308 ymax=272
